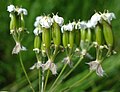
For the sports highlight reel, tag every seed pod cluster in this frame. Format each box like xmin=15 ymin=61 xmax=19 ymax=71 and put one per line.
xmin=32 ymin=11 xmax=116 ymax=57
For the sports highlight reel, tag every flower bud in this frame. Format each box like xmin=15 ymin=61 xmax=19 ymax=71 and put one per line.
xmin=34 ymin=35 xmax=41 ymax=49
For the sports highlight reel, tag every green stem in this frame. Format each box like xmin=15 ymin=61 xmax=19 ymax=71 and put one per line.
xmin=50 ymin=56 xmax=84 ymax=92
xmin=44 ymin=69 xmax=50 ymax=92
xmin=63 ymin=56 xmax=84 ymax=80
xmin=41 ymin=70 xmax=44 ymax=92
xmin=62 ymin=71 xmax=93 ymax=92
xmin=50 ymin=63 xmax=68 ymax=92
xmin=36 ymin=53 xmax=42 ymax=92
xmin=19 ymin=52 xmax=35 ymax=92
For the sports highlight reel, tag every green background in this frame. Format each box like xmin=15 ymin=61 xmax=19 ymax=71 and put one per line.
xmin=0 ymin=0 xmax=120 ymax=92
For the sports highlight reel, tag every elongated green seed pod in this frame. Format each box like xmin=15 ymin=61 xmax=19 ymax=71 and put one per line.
xmin=34 ymin=35 xmax=41 ymax=49
xmin=42 ymin=28 xmax=51 ymax=49
xmin=10 ymin=13 xmax=16 ymax=33
xmin=86 ymin=28 xmax=92 ymax=43
xmin=52 ymin=22 xmax=61 ymax=47
xmin=95 ymin=24 xmax=103 ymax=45
xmin=62 ymin=31 xmax=69 ymax=48
xmin=80 ymin=29 xmax=87 ymax=49
xmin=102 ymin=20 xmax=113 ymax=47
xmin=81 ymin=29 xmax=86 ymax=41
xmin=69 ymin=31 xmax=74 ymax=48
xmin=74 ymin=29 xmax=80 ymax=47
xmin=20 ymin=14 xmax=25 ymax=31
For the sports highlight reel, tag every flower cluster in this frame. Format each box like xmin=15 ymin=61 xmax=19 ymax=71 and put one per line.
xmin=31 ymin=11 xmax=115 ymax=76
xmin=7 ymin=5 xmax=27 ymax=54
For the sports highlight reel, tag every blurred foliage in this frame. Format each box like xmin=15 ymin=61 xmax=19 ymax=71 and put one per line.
xmin=0 ymin=0 xmax=120 ymax=92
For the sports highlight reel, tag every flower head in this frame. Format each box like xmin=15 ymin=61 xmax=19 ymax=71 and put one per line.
xmin=90 ymin=13 xmax=101 ymax=27
xmin=101 ymin=12 xmax=116 ymax=24
xmin=40 ymin=16 xmax=53 ymax=28
xmin=53 ymin=14 xmax=64 ymax=26
xmin=33 ymin=27 xmax=42 ymax=35
xmin=80 ymin=21 xmax=87 ymax=29
xmin=7 ymin=5 xmax=15 ymax=12
xmin=18 ymin=8 xmax=28 ymax=15
xmin=61 ymin=22 xmax=74 ymax=33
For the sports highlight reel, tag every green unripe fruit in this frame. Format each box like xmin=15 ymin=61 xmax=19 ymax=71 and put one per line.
xmin=81 ymin=29 xmax=86 ymax=41
xmin=69 ymin=31 xmax=74 ymax=48
xmin=95 ymin=24 xmax=103 ymax=45
xmin=74 ymin=29 xmax=80 ymax=47
xmin=20 ymin=14 xmax=25 ymax=31
xmin=62 ymin=31 xmax=69 ymax=48
xmin=34 ymin=35 xmax=41 ymax=49
xmin=86 ymin=28 xmax=92 ymax=42
xmin=102 ymin=20 xmax=113 ymax=47
xmin=42 ymin=28 xmax=51 ymax=49
xmin=52 ymin=22 xmax=61 ymax=47
xmin=10 ymin=13 xmax=16 ymax=33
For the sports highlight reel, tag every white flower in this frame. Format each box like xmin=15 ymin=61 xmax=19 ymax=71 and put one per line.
xmin=34 ymin=16 xmax=43 ymax=27
xmin=53 ymin=14 xmax=64 ymax=26
xmin=34 ymin=21 xmax=40 ymax=27
xmin=86 ymin=60 xmax=105 ymax=77
xmin=7 ymin=5 xmax=15 ymax=12
xmin=101 ymin=12 xmax=116 ymax=24
xmin=42 ymin=59 xmax=57 ymax=75
xmin=36 ymin=16 xmax=43 ymax=21
xmin=80 ymin=21 xmax=87 ymax=29
xmin=90 ymin=13 xmax=101 ymax=27
xmin=33 ymin=27 xmax=42 ymax=35
xmin=61 ymin=22 xmax=74 ymax=33
xmin=75 ymin=21 xmax=80 ymax=29
xmin=86 ymin=20 xmax=93 ymax=28
xmin=18 ymin=8 xmax=28 ymax=15
xmin=40 ymin=16 xmax=53 ymax=28
xmin=30 ymin=62 xmax=42 ymax=70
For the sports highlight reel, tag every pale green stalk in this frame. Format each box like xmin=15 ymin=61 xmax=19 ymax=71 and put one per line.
xmin=19 ymin=52 xmax=35 ymax=92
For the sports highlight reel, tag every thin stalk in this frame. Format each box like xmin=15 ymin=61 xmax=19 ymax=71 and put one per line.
xmin=61 ymin=71 xmax=93 ymax=92
xmin=51 ymin=56 xmax=84 ymax=92
xmin=36 ymin=53 xmax=42 ymax=92
xmin=44 ymin=69 xmax=50 ymax=92
xmin=63 ymin=56 xmax=84 ymax=80
xmin=19 ymin=52 xmax=35 ymax=92
xmin=41 ymin=70 xmax=44 ymax=92
xmin=50 ymin=63 xmax=67 ymax=92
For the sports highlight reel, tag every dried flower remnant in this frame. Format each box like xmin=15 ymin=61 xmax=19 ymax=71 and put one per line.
xmin=87 ymin=60 xmax=105 ymax=77
xmin=30 ymin=62 xmax=42 ymax=70
xmin=42 ymin=59 xmax=57 ymax=75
